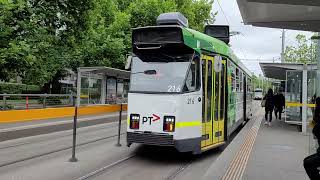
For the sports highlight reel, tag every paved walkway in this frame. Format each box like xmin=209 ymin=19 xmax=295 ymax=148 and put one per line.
xmin=242 ymin=117 xmax=310 ymax=180
xmin=204 ymin=107 xmax=311 ymax=180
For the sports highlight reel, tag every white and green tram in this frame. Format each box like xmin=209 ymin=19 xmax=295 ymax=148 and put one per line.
xmin=126 ymin=12 xmax=253 ymax=154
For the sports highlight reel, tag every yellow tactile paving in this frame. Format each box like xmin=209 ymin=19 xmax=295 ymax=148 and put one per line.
xmin=222 ymin=118 xmax=262 ymax=180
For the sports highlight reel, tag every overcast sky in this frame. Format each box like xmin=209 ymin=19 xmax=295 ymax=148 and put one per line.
xmin=211 ymin=0 xmax=313 ymax=75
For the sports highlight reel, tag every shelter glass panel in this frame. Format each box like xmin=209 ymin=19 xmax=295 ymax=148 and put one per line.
xmin=285 ymin=70 xmax=302 ymax=123
xmin=80 ymin=73 xmax=102 ymax=105
xmin=106 ymin=77 xmax=117 ymax=104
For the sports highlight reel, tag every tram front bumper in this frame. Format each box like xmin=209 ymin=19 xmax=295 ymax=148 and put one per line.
xmin=127 ymin=132 xmax=201 ymax=154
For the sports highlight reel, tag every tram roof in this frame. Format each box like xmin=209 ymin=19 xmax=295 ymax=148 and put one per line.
xmin=260 ymin=63 xmax=317 ymax=80
xmin=132 ymin=25 xmax=252 ymax=76
xmin=182 ymin=27 xmax=252 ymax=76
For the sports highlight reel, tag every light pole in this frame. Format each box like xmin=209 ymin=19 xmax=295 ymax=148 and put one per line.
xmin=311 ymin=34 xmax=320 ymax=97
xmin=281 ymin=29 xmax=286 ymax=63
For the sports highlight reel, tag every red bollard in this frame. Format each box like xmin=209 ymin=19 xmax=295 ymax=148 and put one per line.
xmin=26 ymin=96 xmax=29 ymax=110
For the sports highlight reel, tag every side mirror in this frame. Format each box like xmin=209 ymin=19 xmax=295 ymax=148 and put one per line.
xmin=125 ymin=55 xmax=132 ymax=70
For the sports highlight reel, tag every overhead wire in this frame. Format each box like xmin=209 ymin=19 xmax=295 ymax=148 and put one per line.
xmin=216 ymin=0 xmax=248 ymax=60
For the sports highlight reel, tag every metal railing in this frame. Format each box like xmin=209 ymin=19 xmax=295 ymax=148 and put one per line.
xmin=0 ymin=94 xmax=128 ymax=111
xmin=0 ymin=94 xmax=75 ymax=111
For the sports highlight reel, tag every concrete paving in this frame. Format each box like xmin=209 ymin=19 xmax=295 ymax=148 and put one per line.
xmin=204 ymin=103 xmax=311 ymax=180
xmin=242 ymin=116 xmax=310 ymax=180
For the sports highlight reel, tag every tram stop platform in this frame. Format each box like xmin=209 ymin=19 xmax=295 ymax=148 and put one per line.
xmin=204 ymin=109 xmax=310 ymax=180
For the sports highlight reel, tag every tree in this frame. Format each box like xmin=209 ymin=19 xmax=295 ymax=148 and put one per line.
xmin=284 ymin=34 xmax=316 ymax=64
xmin=0 ymin=0 xmax=91 ymax=87
xmin=0 ymin=0 xmax=216 ymax=90
xmin=127 ymin=0 xmax=215 ymax=32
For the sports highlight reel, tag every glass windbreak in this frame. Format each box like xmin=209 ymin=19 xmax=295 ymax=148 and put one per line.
xmin=285 ymin=70 xmax=302 ymax=123
xmin=130 ymin=54 xmax=196 ymax=93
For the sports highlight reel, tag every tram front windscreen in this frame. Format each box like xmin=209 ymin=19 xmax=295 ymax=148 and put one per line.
xmin=130 ymin=53 xmax=197 ymax=93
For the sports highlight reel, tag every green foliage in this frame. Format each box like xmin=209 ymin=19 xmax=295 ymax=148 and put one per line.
xmin=127 ymin=0 xmax=214 ymax=31
xmin=38 ymin=96 xmax=62 ymax=105
xmin=0 ymin=83 xmax=26 ymax=94
xmin=251 ymin=74 xmax=272 ymax=94
xmin=1 ymin=0 xmax=216 ymax=88
xmin=0 ymin=83 xmax=41 ymax=94
xmin=0 ymin=104 xmax=14 ymax=110
xmin=284 ymin=34 xmax=316 ymax=64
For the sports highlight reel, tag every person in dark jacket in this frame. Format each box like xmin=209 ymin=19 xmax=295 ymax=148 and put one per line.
xmin=274 ymin=90 xmax=285 ymax=120
xmin=304 ymin=97 xmax=320 ymax=180
xmin=263 ymin=88 xmax=274 ymax=126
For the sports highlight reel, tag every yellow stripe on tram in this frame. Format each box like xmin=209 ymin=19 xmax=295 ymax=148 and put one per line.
xmin=176 ymin=121 xmax=201 ymax=128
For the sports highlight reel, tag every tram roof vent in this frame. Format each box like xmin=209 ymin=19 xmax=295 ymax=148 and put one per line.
xmin=157 ymin=12 xmax=188 ymax=27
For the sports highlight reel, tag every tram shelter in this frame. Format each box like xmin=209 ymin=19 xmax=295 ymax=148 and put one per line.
xmin=236 ymin=0 xmax=320 ymax=134
xmin=260 ymin=63 xmax=317 ymax=133
xmin=76 ymin=67 xmax=130 ymax=106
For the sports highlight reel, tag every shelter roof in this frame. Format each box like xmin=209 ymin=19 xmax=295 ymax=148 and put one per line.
xmin=260 ymin=63 xmax=317 ymax=80
xmin=79 ymin=67 xmax=130 ymax=79
xmin=237 ymin=0 xmax=320 ymax=31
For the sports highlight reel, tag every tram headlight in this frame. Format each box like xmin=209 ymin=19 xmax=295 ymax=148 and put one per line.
xmin=130 ymin=114 xmax=140 ymax=129
xmin=163 ymin=116 xmax=175 ymax=132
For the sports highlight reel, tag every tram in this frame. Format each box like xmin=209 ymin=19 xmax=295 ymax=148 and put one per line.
xmin=126 ymin=12 xmax=253 ymax=154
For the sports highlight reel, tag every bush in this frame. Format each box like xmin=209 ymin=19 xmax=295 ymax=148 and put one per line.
xmin=0 ymin=104 xmax=14 ymax=110
xmin=38 ymin=96 xmax=62 ymax=105
xmin=0 ymin=83 xmax=41 ymax=94
xmin=0 ymin=83 xmax=26 ymax=94
xmin=25 ymin=85 xmax=41 ymax=93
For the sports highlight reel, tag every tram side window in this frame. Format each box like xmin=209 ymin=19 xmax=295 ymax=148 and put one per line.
xmin=230 ymin=64 xmax=235 ymax=92
xmin=239 ymin=72 xmax=243 ymax=92
xmin=202 ymin=60 xmax=206 ymax=123
xmin=184 ymin=58 xmax=200 ymax=92
xmin=236 ymin=68 xmax=240 ymax=92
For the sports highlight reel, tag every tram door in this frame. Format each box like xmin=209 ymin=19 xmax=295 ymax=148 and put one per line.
xmin=201 ymin=56 xmax=226 ymax=148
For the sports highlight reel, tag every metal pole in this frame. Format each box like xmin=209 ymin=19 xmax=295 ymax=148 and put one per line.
xmin=70 ymin=70 xmax=80 ymax=163
xmin=43 ymin=93 xmax=47 ymax=109
xmin=26 ymin=96 xmax=29 ymax=110
xmin=77 ymin=68 xmax=81 ymax=108
xmin=3 ymin=94 xmax=6 ymax=110
xmin=281 ymin=29 xmax=286 ymax=63
xmin=69 ymin=95 xmax=78 ymax=162
xmin=302 ymin=65 xmax=308 ymax=134
xmin=317 ymin=32 xmax=320 ymax=97
xmin=116 ymin=104 xmax=122 ymax=147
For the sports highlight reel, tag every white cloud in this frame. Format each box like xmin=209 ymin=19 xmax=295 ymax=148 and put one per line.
xmin=211 ymin=0 xmax=314 ymax=75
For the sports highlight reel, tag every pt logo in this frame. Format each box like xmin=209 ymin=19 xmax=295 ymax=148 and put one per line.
xmin=142 ymin=114 xmax=160 ymax=125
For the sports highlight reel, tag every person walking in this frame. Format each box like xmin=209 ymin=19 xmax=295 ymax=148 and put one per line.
xmin=274 ymin=90 xmax=285 ymax=120
xmin=304 ymin=97 xmax=320 ymax=180
xmin=263 ymin=89 xmax=274 ymax=126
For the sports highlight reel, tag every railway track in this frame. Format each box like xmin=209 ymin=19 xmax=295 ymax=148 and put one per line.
xmin=0 ymin=121 xmax=126 ymax=150
xmin=165 ymin=161 xmax=192 ymax=180
xmin=0 ymin=131 xmax=126 ymax=168
xmin=76 ymin=155 xmax=136 ymax=180
xmin=75 ymin=154 xmax=192 ymax=180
